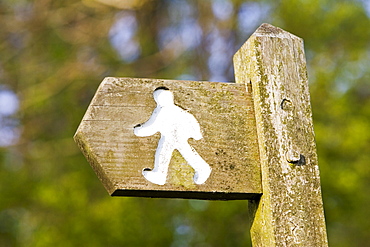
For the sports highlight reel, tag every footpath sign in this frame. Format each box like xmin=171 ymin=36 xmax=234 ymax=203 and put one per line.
xmin=74 ymin=24 xmax=328 ymax=246
xmin=74 ymin=78 xmax=261 ymax=199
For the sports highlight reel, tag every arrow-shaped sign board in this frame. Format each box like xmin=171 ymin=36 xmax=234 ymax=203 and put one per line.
xmin=74 ymin=77 xmax=262 ymax=200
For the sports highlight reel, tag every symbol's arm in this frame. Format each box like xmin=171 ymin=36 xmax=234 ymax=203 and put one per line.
xmin=192 ymin=127 xmax=203 ymax=141
xmin=134 ymin=108 xmax=161 ymax=137
xmin=188 ymin=113 xmax=203 ymax=140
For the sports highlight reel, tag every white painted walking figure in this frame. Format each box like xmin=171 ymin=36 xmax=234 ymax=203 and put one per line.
xmin=134 ymin=87 xmax=212 ymax=185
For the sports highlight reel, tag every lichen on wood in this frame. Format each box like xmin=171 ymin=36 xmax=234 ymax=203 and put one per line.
xmin=233 ymin=23 xmax=328 ymax=246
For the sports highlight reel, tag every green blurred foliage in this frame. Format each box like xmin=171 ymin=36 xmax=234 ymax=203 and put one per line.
xmin=0 ymin=0 xmax=369 ymax=246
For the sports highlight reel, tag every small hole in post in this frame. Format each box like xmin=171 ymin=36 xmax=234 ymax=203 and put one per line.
xmin=297 ymin=154 xmax=306 ymax=166
xmin=281 ymin=98 xmax=293 ymax=110
xmin=287 ymin=154 xmax=306 ymax=166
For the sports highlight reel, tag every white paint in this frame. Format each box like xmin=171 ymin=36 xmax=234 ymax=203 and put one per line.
xmin=134 ymin=88 xmax=211 ymax=185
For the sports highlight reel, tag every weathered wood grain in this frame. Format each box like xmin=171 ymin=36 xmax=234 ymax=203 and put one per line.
xmin=234 ymin=23 xmax=328 ymax=246
xmin=74 ymin=77 xmax=262 ymax=200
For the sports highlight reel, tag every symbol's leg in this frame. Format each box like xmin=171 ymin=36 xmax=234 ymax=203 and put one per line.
xmin=177 ymin=143 xmax=211 ymax=184
xmin=143 ymin=137 xmax=174 ymax=185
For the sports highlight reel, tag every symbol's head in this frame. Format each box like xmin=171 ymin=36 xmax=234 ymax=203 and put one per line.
xmin=153 ymin=87 xmax=174 ymax=106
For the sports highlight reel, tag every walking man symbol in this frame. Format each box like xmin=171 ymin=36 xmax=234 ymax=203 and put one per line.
xmin=134 ymin=87 xmax=212 ymax=185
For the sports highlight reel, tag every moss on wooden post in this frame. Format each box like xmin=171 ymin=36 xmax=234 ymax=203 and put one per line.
xmin=233 ymin=23 xmax=328 ymax=246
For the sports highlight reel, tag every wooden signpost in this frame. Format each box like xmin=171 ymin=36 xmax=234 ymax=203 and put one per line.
xmin=74 ymin=24 xmax=328 ymax=246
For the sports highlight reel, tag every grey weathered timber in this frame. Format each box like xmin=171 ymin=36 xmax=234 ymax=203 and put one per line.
xmin=233 ymin=23 xmax=328 ymax=246
xmin=74 ymin=77 xmax=262 ymax=200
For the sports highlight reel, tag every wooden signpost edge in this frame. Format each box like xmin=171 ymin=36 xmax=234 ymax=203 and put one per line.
xmin=111 ymin=189 xmax=261 ymax=200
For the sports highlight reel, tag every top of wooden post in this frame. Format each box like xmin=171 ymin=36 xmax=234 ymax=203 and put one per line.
xmin=252 ymin=23 xmax=301 ymax=40
xmin=234 ymin=23 xmax=328 ymax=246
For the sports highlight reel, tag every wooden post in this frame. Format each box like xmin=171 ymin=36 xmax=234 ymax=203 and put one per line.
xmin=233 ymin=23 xmax=328 ymax=246
xmin=75 ymin=23 xmax=328 ymax=246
